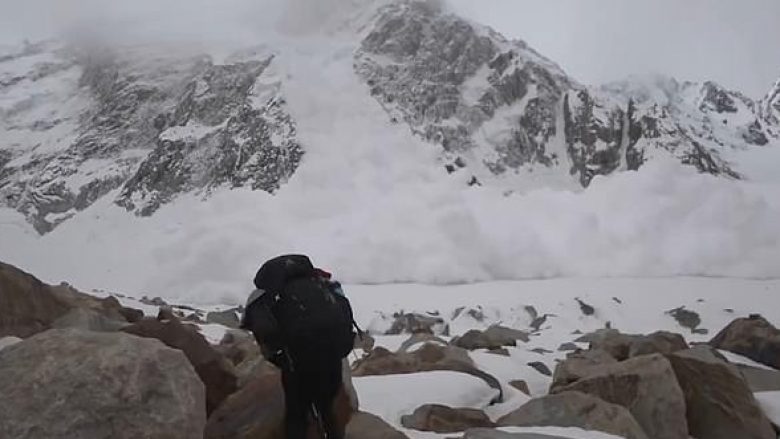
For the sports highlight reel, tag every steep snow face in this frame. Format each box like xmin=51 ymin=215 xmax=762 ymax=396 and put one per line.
xmin=0 ymin=42 xmax=301 ymax=232
xmin=762 ymin=77 xmax=780 ymax=130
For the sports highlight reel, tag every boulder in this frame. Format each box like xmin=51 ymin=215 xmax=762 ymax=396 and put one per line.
xmin=346 ymin=412 xmax=409 ymax=439
xmin=0 ymin=329 xmax=205 ymax=439
xmin=400 ymin=404 xmax=494 ymax=433
xmin=550 ymin=349 xmax=617 ymax=392
xmin=122 ymin=317 xmax=238 ymax=415
xmin=205 ymin=370 xmax=355 ymax=439
xmin=355 ymin=331 xmax=376 ymax=351
xmin=668 ymin=346 xmax=776 ymax=439
xmin=497 ymin=391 xmax=648 ymax=439
xmin=118 ymin=305 xmax=145 ymax=323
xmin=576 ymin=329 xmax=687 ymax=361
xmin=463 ymin=429 xmax=571 ymax=439
xmin=554 ymin=354 xmax=688 ymax=439
xmin=737 ymin=364 xmax=780 ymax=392
xmin=352 ymin=343 xmax=503 ymax=403
xmin=526 ymin=361 xmax=552 ymax=376
xmin=207 ymin=309 xmax=241 ymax=328
xmin=710 ymin=315 xmax=780 ymax=369
xmin=628 ymin=331 xmax=687 ymax=358
xmin=386 ymin=312 xmax=449 ymax=336
xmin=452 ymin=325 xmax=529 ymax=351
xmin=0 ymin=261 xmax=128 ymax=338
xmin=51 ymin=307 xmax=129 ymax=332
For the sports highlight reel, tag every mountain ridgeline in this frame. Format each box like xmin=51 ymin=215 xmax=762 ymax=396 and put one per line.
xmin=0 ymin=0 xmax=777 ymax=233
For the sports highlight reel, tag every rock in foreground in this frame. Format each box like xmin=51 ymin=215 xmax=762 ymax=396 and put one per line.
xmin=0 ymin=329 xmax=206 ymax=439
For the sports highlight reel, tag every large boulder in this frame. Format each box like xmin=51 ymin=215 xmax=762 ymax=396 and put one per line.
xmin=0 ymin=329 xmax=205 ymax=439
xmin=0 ymin=261 xmax=130 ymax=338
xmin=550 ymin=349 xmax=617 ymax=392
xmin=710 ymin=315 xmax=780 ymax=369
xmin=451 ymin=325 xmax=529 ymax=351
xmin=352 ymin=343 xmax=503 ymax=403
xmin=576 ymin=329 xmax=687 ymax=361
xmin=497 ymin=391 xmax=648 ymax=439
xmin=736 ymin=364 xmax=780 ymax=392
xmin=51 ymin=307 xmax=129 ymax=332
xmin=668 ymin=346 xmax=776 ymax=439
xmin=398 ymin=332 xmax=448 ymax=353
xmin=122 ymin=317 xmax=238 ymax=415
xmin=207 ymin=309 xmax=241 ymax=328
xmin=400 ymin=404 xmax=494 ymax=433
xmin=346 ymin=412 xmax=409 ymax=439
xmin=553 ymin=354 xmax=688 ymax=439
xmin=205 ymin=370 xmax=355 ymax=439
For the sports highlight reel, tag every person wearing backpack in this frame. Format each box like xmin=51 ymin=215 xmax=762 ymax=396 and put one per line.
xmin=240 ymin=255 xmax=357 ymax=439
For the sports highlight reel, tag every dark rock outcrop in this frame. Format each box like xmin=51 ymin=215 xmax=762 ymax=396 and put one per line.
xmin=400 ymin=404 xmax=494 ymax=433
xmin=710 ymin=315 xmax=780 ymax=369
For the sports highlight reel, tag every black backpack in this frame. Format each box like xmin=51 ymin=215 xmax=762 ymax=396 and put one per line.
xmin=251 ymin=255 xmax=357 ymax=360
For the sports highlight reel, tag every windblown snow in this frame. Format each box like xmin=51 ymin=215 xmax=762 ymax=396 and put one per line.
xmin=0 ymin=0 xmax=779 ymax=305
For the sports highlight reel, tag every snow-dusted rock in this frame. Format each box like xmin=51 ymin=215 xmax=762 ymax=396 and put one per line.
xmin=0 ymin=329 xmax=206 ymax=439
xmin=400 ymin=404 xmax=494 ymax=433
xmin=668 ymin=345 xmax=776 ymax=439
xmin=710 ymin=315 xmax=780 ymax=370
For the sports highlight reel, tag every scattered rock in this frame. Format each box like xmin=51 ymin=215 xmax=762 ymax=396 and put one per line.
xmin=463 ymin=429 xmax=571 ymax=439
xmin=527 ymin=361 xmax=552 ymax=376
xmin=709 ymin=315 xmax=780 ymax=369
xmin=692 ymin=328 xmax=709 ymax=335
xmin=576 ymin=329 xmax=635 ymax=360
xmin=207 ymin=309 xmax=240 ymax=329
xmin=185 ymin=313 xmax=206 ymax=323
xmin=386 ymin=312 xmax=449 ymax=336
xmin=575 ymin=298 xmax=595 ymax=316
xmin=669 ymin=345 xmax=776 ymax=439
xmin=399 ymin=332 xmax=448 ymax=353
xmin=497 ymin=391 xmax=649 ymax=439
xmin=352 ymin=343 xmax=503 ymax=403
xmin=0 ymin=261 xmax=128 ymax=338
xmin=488 ymin=348 xmax=510 ymax=356
xmin=346 ymin=412 xmax=409 ymax=439
xmin=141 ymin=296 xmax=169 ymax=307
xmin=452 ymin=325 xmax=529 ymax=351
xmin=554 ymin=354 xmax=689 ymax=439
xmin=666 ymin=306 xmax=702 ymax=332
xmin=0 ymin=329 xmax=205 ymax=439
xmin=724 ymin=308 xmax=735 ymax=313
xmin=122 ymin=317 xmax=238 ymax=415
xmin=612 ymin=297 xmax=623 ymax=304
xmin=401 ymin=404 xmax=494 ymax=433
xmin=529 ymin=315 xmax=548 ymax=331
xmin=509 ymin=380 xmax=530 ymax=395
xmin=529 ymin=347 xmax=553 ymax=355
xmin=558 ymin=342 xmax=579 ymax=352
xmin=523 ymin=306 xmax=538 ymax=321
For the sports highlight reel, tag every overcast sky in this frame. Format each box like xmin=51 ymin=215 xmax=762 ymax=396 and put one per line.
xmin=449 ymin=0 xmax=780 ymax=98
xmin=1 ymin=0 xmax=778 ymax=98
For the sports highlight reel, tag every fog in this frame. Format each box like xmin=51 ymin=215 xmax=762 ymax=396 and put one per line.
xmin=1 ymin=0 xmax=778 ymax=96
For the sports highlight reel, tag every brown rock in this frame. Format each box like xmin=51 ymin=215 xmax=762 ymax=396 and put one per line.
xmin=498 ymin=391 xmax=648 ymax=439
xmin=205 ymin=370 xmax=354 ymax=439
xmin=122 ymin=317 xmax=238 ymax=415
xmin=710 ymin=315 xmax=780 ymax=369
xmin=352 ymin=343 xmax=503 ymax=403
xmin=669 ymin=346 xmax=776 ymax=439
xmin=736 ymin=364 xmax=780 ymax=392
xmin=346 ymin=412 xmax=409 ymax=439
xmin=550 ymin=349 xmax=617 ymax=392
xmin=386 ymin=312 xmax=448 ymax=335
xmin=452 ymin=325 xmax=528 ymax=351
xmin=509 ymin=380 xmax=530 ymax=395
xmin=628 ymin=331 xmax=687 ymax=358
xmin=0 ymin=261 xmax=127 ymax=338
xmin=400 ymin=404 xmax=494 ymax=433
xmin=398 ymin=332 xmax=448 ymax=353
xmin=554 ymin=354 xmax=688 ymax=439
xmin=118 ymin=306 xmax=145 ymax=323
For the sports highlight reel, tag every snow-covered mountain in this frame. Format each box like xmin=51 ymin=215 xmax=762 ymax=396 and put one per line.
xmin=1 ymin=0 xmax=777 ymax=234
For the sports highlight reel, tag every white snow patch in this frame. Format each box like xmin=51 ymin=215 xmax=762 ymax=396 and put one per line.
xmin=755 ymin=391 xmax=780 ymax=427
xmin=0 ymin=336 xmax=23 ymax=352
xmin=718 ymin=350 xmax=778 ymax=371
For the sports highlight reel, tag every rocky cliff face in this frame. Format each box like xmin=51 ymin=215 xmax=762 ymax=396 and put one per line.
xmin=0 ymin=42 xmax=301 ymax=232
xmin=1 ymin=0 xmax=777 ymax=233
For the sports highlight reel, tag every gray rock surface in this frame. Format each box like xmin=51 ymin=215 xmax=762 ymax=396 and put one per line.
xmin=554 ymin=353 xmax=688 ymax=439
xmin=0 ymin=329 xmax=206 ymax=439
xmin=498 ymin=391 xmax=649 ymax=439
xmin=710 ymin=315 xmax=780 ymax=369
xmin=401 ymin=404 xmax=494 ymax=433
xmin=346 ymin=412 xmax=410 ymax=439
